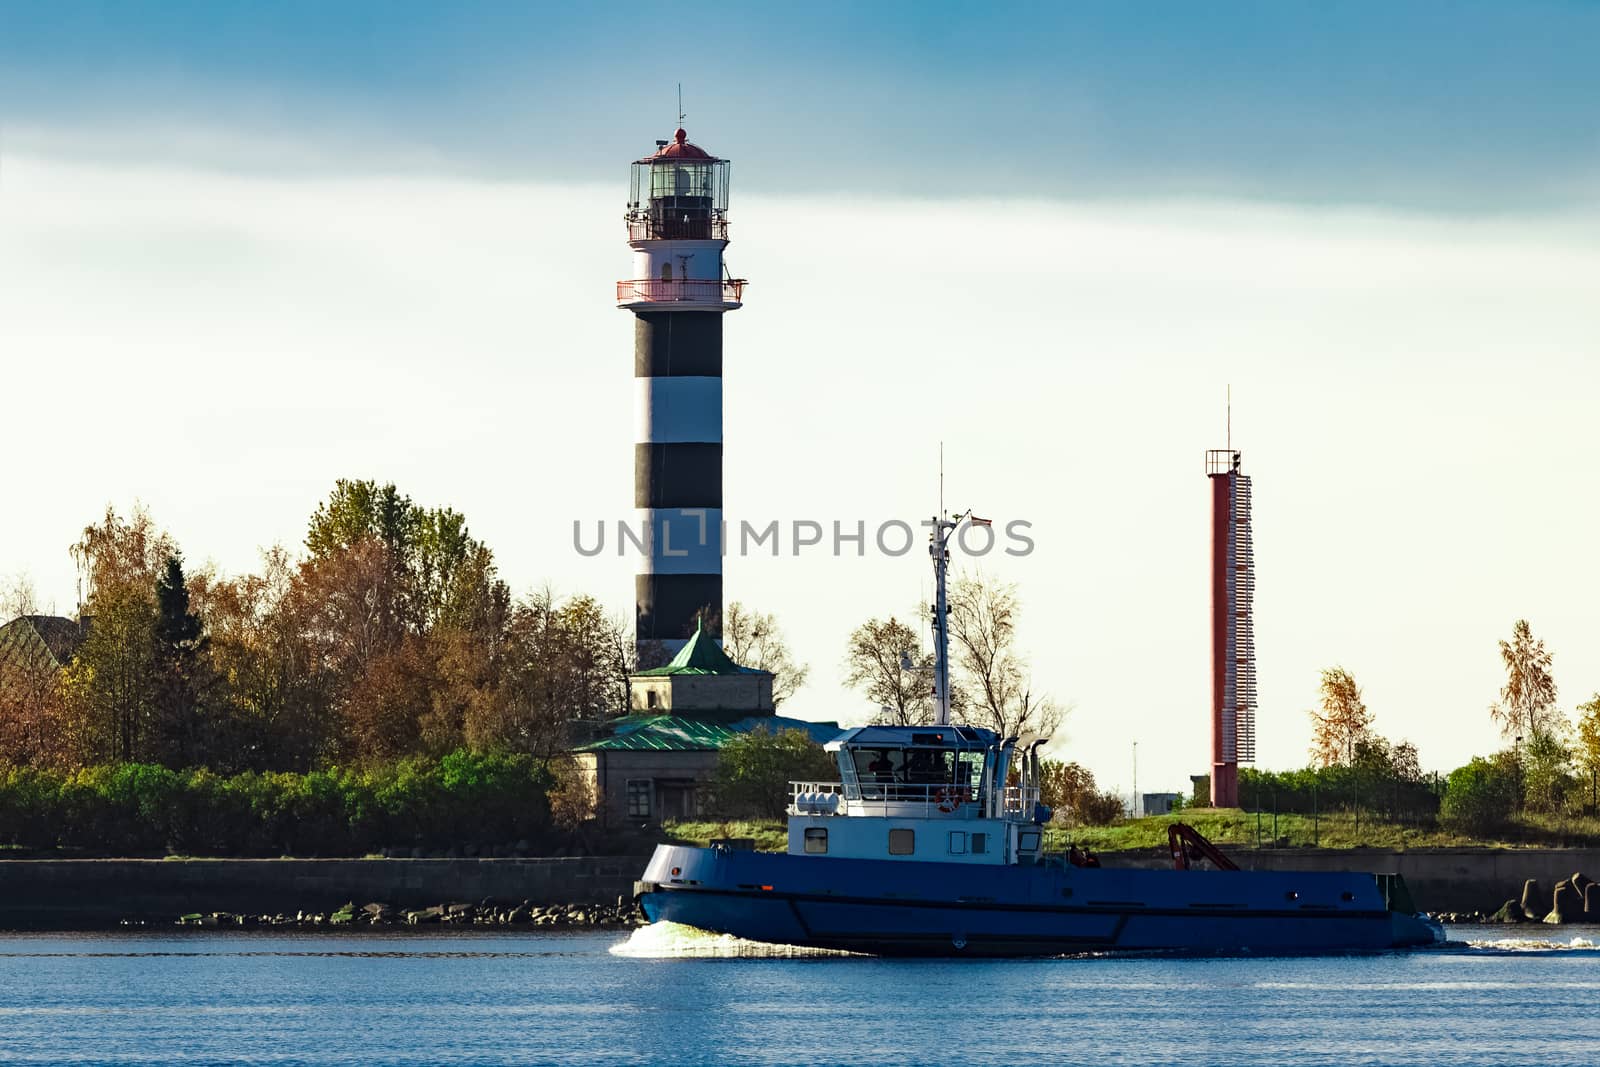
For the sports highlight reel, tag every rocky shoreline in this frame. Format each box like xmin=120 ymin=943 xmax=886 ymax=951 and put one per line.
xmin=149 ymin=897 xmax=645 ymax=931
xmin=1433 ymin=870 xmax=1600 ymax=925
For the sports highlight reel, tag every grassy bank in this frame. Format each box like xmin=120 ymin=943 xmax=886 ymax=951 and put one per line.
xmin=662 ymin=820 xmax=788 ymax=852
xmin=1063 ymin=810 xmax=1600 ymax=851
xmin=666 ymin=810 xmax=1600 ymax=854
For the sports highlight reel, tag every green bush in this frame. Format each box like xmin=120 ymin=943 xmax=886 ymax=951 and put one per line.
xmin=1440 ymin=755 xmax=1520 ymax=833
xmin=0 ymin=749 xmax=554 ymax=856
xmin=709 ymin=728 xmax=837 ymax=819
xmin=1239 ymin=758 xmax=1441 ymax=821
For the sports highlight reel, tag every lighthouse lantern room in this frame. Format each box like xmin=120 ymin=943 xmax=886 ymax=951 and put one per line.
xmin=619 ymin=128 xmax=746 ymax=663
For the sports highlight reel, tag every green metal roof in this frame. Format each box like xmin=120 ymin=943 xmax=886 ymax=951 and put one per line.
xmin=633 ymin=620 xmax=768 ymax=677
xmin=573 ymin=714 xmax=842 ymax=753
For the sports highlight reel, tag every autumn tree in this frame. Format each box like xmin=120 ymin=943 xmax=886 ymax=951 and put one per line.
xmin=1038 ymin=759 xmax=1124 ymax=826
xmin=60 ymin=506 xmax=173 ymax=763
xmin=946 ymin=572 xmax=1063 ymax=743
xmin=552 ymin=594 xmax=632 ymax=722
xmin=844 ymin=616 xmax=934 ymax=726
xmin=720 ymin=602 xmax=809 ymax=707
xmin=20 ymin=489 xmax=640 ymax=774
xmin=1307 ymin=666 xmax=1373 ymax=767
xmin=292 ymin=538 xmax=413 ymax=762
xmin=304 ymin=479 xmax=501 ymax=634
xmin=1577 ymin=695 xmax=1600 ymax=780
xmin=62 ymin=580 xmax=157 ymax=762
xmin=70 ymin=504 xmax=175 ymax=605
xmin=464 ymin=588 xmax=631 ymax=762
xmin=194 ymin=546 xmax=329 ymax=771
xmin=1490 ymin=619 xmax=1559 ymax=741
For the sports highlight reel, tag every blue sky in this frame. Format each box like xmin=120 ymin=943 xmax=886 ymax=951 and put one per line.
xmin=4 ymin=1 xmax=1597 ymax=210
xmin=2 ymin=3 xmax=1598 ymax=790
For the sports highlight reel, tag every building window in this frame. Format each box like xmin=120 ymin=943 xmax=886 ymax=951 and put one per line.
xmin=804 ymin=827 xmax=828 ymax=854
xmin=948 ymin=831 xmax=967 ymax=855
xmin=889 ymin=828 xmax=915 ymax=855
xmin=626 ymin=778 xmax=652 ymax=818
xmin=646 ymin=689 xmax=658 ymax=709
xmin=970 ymin=832 xmax=987 ymax=855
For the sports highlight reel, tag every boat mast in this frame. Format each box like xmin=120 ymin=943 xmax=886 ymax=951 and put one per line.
xmin=929 ymin=508 xmax=967 ymax=728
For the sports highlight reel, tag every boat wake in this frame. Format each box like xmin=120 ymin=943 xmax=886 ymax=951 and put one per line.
xmin=1460 ymin=934 xmax=1600 ymax=954
xmin=609 ymin=922 xmax=857 ymax=959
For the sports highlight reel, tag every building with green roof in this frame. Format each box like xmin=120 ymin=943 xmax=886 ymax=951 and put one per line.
xmin=570 ymin=621 xmax=839 ymax=822
xmin=627 ymin=619 xmax=775 ymax=721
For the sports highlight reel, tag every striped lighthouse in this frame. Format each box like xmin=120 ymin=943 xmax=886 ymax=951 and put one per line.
xmin=617 ymin=128 xmax=746 ymax=663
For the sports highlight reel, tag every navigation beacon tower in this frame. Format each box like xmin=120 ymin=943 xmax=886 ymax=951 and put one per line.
xmin=1205 ymin=448 xmax=1256 ymax=808
xmin=617 ymin=128 xmax=746 ymax=662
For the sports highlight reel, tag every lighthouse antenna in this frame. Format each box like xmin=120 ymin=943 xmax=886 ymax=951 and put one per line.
xmin=677 ymin=83 xmax=685 ymax=127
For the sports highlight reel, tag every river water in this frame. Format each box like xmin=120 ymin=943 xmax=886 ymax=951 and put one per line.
xmin=1 ymin=924 xmax=1597 ymax=1066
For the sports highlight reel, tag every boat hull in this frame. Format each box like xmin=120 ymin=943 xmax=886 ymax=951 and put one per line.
xmin=636 ymin=846 xmax=1444 ymax=957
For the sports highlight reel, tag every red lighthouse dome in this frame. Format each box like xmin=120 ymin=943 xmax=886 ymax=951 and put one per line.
xmin=652 ymin=127 xmax=716 ymax=161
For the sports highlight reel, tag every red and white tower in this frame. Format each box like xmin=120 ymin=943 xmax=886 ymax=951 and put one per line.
xmin=1206 ymin=449 xmax=1256 ymax=807
xmin=617 ymin=129 xmax=746 ymax=661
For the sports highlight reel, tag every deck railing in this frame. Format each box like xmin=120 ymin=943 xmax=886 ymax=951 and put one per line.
xmin=789 ymin=780 xmax=988 ymax=818
xmin=1002 ymin=785 xmax=1043 ymax=816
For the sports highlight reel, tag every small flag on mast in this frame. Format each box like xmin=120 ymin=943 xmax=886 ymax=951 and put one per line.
xmin=970 ymin=516 xmax=992 ymax=527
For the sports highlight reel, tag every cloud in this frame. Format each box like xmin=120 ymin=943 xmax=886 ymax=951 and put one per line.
xmin=3 ymin=148 xmax=1597 ymax=791
xmin=4 ymin=2 xmax=1599 ymax=212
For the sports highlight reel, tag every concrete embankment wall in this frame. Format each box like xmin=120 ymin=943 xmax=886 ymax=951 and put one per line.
xmin=6 ymin=848 xmax=1599 ymax=926
xmin=1106 ymin=848 xmax=1600 ymax=911
xmin=0 ymin=857 xmax=651 ymax=928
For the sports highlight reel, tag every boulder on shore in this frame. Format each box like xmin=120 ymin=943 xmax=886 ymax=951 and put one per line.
xmin=1544 ymin=880 xmax=1579 ymax=925
xmin=1489 ymin=899 xmax=1527 ymax=923
xmin=1520 ymin=879 xmax=1546 ymax=922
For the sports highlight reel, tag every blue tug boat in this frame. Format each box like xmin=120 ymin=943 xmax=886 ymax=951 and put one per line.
xmin=634 ymin=512 xmax=1444 ymax=956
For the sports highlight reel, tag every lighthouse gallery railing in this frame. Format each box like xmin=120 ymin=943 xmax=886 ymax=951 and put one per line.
xmin=616 ymin=278 xmax=747 ymax=304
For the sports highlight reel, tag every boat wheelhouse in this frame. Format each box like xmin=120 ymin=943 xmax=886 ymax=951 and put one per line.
xmin=788 ymin=725 xmax=1051 ymax=866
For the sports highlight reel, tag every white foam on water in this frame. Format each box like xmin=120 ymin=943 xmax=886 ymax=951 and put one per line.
xmin=1464 ymin=935 xmax=1600 ymax=952
xmin=608 ymin=921 xmax=857 ymax=958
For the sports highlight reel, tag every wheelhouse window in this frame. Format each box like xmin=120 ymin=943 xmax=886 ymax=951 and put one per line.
xmin=850 ymin=744 xmax=990 ymax=802
xmin=948 ymin=831 xmax=967 ymax=855
xmin=626 ymin=778 xmax=652 ymax=818
xmin=1018 ymin=830 xmax=1041 ymax=852
xmin=956 ymin=751 xmax=985 ymax=796
xmin=804 ymin=827 xmax=828 ymax=854
xmin=888 ymin=828 xmax=915 ymax=855
xmin=970 ymin=832 xmax=987 ymax=855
